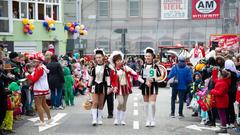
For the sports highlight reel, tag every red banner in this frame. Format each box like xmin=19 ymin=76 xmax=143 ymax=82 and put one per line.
xmin=210 ymin=34 xmax=240 ymax=51
xmin=192 ymin=0 xmax=220 ymax=20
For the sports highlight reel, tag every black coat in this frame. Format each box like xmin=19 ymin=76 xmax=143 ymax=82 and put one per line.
xmin=47 ymin=62 xmax=65 ymax=89
xmin=0 ymin=70 xmax=12 ymax=109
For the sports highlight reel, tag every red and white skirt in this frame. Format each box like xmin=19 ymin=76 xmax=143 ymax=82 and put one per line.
xmin=117 ymin=85 xmax=132 ymax=96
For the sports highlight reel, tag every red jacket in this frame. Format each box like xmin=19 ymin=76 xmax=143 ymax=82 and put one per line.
xmin=210 ymin=69 xmax=230 ymax=109
xmin=110 ymin=66 xmax=138 ymax=95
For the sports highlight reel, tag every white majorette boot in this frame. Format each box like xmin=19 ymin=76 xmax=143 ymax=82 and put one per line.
xmin=150 ymin=102 xmax=156 ymax=127
xmin=120 ymin=111 xmax=126 ymax=125
xmin=91 ymin=109 xmax=97 ymax=126
xmin=145 ymin=102 xmax=151 ymax=127
xmin=97 ymin=109 xmax=103 ymax=125
xmin=114 ymin=110 xmax=121 ymax=125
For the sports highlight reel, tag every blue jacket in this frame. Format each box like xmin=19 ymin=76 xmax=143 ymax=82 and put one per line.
xmin=168 ymin=62 xmax=193 ymax=90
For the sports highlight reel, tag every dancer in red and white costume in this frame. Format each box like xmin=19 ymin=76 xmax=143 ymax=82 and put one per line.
xmin=109 ymin=51 xmax=139 ymax=125
xmin=25 ymin=52 xmax=52 ymax=126
xmin=88 ymin=49 xmax=111 ymax=126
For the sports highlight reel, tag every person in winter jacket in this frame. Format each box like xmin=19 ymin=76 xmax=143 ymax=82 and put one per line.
xmin=224 ymin=59 xmax=238 ymax=127
xmin=0 ymin=60 xmax=13 ymax=135
xmin=168 ymin=56 xmax=192 ymax=118
xmin=63 ymin=67 xmax=74 ymax=106
xmin=210 ymin=68 xmax=231 ymax=133
xmin=47 ymin=55 xmax=65 ymax=109
xmin=25 ymin=53 xmax=52 ymax=126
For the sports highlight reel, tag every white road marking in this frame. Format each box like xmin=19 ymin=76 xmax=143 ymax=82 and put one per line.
xmin=134 ymin=102 xmax=138 ymax=107
xmin=133 ymin=110 xmax=138 ymax=116
xmin=186 ymin=125 xmax=220 ymax=131
xmin=28 ymin=113 xmax=67 ymax=132
xmin=133 ymin=121 xmax=139 ymax=129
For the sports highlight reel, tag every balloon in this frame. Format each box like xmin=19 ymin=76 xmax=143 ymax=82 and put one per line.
xmin=74 ymin=30 xmax=78 ymax=33
xmin=23 ymin=28 xmax=28 ymax=33
xmin=49 ymin=23 xmax=54 ymax=28
xmin=64 ymin=25 xmax=69 ymax=31
xmin=29 ymin=25 xmax=35 ymax=30
xmin=50 ymin=19 xmax=55 ymax=24
xmin=45 ymin=17 xmax=50 ymax=22
xmin=48 ymin=21 xmax=52 ymax=25
xmin=74 ymin=22 xmax=79 ymax=26
xmin=43 ymin=22 xmax=48 ymax=27
xmin=83 ymin=30 xmax=88 ymax=35
xmin=24 ymin=24 xmax=30 ymax=30
xmin=66 ymin=23 xmax=71 ymax=27
xmin=71 ymin=23 xmax=75 ymax=27
xmin=22 ymin=18 xmax=29 ymax=25
xmin=51 ymin=27 xmax=56 ymax=31
xmin=69 ymin=27 xmax=74 ymax=32
xmin=75 ymin=26 xmax=80 ymax=31
xmin=28 ymin=30 xmax=33 ymax=34
xmin=80 ymin=24 xmax=85 ymax=29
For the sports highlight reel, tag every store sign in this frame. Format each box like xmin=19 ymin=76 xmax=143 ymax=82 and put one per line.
xmin=161 ymin=0 xmax=188 ymax=20
xmin=192 ymin=0 xmax=220 ymax=20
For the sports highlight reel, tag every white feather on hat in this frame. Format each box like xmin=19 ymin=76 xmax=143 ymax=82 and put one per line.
xmin=144 ymin=47 xmax=155 ymax=55
xmin=94 ymin=48 xmax=105 ymax=56
xmin=108 ymin=51 xmax=124 ymax=66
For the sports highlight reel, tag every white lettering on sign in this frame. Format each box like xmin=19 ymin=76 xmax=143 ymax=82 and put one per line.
xmin=196 ymin=0 xmax=217 ymax=14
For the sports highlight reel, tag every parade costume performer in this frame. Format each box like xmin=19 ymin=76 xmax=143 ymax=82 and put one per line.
xmin=138 ymin=47 xmax=162 ymax=127
xmin=25 ymin=53 xmax=52 ymax=126
xmin=88 ymin=49 xmax=111 ymax=126
xmin=109 ymin=51 xmax=139 ymax=126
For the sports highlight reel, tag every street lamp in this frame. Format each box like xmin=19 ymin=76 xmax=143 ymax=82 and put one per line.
xmin=114 ymin=28 xmax=128 ymax=54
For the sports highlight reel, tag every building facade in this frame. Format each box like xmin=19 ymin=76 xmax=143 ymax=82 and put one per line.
xmin=82 ymin=0 xmax=239 ymax=55
xmin=0 ymin=0 xmax=67 ymax=55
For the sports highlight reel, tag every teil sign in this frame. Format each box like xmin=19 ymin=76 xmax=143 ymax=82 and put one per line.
xmin=192 ymin=0 xmax=220 ymax=20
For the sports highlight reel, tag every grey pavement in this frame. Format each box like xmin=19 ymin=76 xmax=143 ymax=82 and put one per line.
xmin=13 ymin=87 xmax=238 ymax=135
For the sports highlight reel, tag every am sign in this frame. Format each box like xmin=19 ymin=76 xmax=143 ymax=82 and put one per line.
xmin=192 ymin=0 xmax=221 ymax=20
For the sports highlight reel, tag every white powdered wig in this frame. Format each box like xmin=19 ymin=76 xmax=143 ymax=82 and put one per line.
xmin=144 ymin=47 xmax=155 ymax=55
xmin=94 ymin=48 xmax=105 ymax=56
xmin=108 ymin=51 xmax=124 ymax=65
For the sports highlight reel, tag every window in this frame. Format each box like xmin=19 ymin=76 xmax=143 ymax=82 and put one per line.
xmin=98 ymin=0 xmax=109 ymax=17
xmin=28 ymin=3 xmax=35 ymax=19
xmin=21 ymin=2 xmax=27 ymax=18
xmin=38 ymin=3 xmax=44 ymax=20
xmin=46 ymin=5 xmax=51 ymax=18
xmin=97 ymin=41 xmax=109 ymax=52
xmin=10 ymin=0 xmax=60 ymax=21
xmin=129 ymin=0 xmax=140 ymax=17
xmin=53 ymin=5 xmax=59 ymax=20
xmin=12 ymin=1 xmax=19 ymax=18
xmin=0 ymin=0 xmax=13 ymax=34
xmin=0 ymin=1 xmax=8 ymax=17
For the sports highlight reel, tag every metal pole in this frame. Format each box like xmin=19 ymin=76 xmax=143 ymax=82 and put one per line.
xmin=122 ymin=33 xmax=126 ymax=54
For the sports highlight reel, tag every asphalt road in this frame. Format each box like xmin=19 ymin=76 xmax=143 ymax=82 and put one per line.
xmin=13 ymin=87 xmax=238 ymax=135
